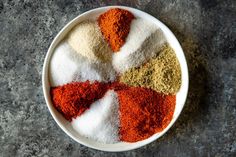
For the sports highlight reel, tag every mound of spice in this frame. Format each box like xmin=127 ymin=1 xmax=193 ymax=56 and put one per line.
xmin=67 ymin=21 xmax=112 ymax=62
xmin=98 ymin=8 xmax=134 ymax=52
xmin=120 ymin=44 xmax=181 ymax=94
xmin=116 ymin=85 xmax=175 ymax=142
xmin=51 ymin=81 xmax=108 ymax=121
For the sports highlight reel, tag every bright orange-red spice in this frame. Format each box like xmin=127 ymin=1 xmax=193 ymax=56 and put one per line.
xmin=50 ymin=81 xmax=108 ymax=121
xmin=116 ymin=85 xmax=175 ymax=142
xmin=98 ymin=8 xmax=134 ymax=52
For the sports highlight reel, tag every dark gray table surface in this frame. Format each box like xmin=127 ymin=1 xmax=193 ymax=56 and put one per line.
xmin=0 ymin=0 xmax=235 ymax=156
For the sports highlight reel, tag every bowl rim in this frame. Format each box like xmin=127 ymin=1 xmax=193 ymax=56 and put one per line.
xmin=42 ymin=5 xmax=189 ymax=152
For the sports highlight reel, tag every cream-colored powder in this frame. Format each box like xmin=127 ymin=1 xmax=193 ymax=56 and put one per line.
xmin=67 ymin=21 xmax=112 ymax=62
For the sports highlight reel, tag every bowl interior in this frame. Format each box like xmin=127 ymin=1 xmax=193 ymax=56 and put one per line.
xmin=42 ymin=6 xmax=189 ymax=152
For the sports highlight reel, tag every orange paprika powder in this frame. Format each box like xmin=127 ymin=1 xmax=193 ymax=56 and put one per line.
xmin=98 ymin=8 xmax=134 ymax=52
xmin=116 ymin=85 xmax=176 ymax=142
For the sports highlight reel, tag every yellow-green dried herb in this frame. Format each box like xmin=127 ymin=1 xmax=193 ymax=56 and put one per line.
xmin=120 ymin=44 xmax=181 ymax=94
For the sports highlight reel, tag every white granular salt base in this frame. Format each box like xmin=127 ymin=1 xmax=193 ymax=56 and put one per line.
xmin=49 ymin=42 xmax=116 ymax=87
xmin=71 ymin=90 xmax=120 ymax=144
xmin=112 ymin=18 xmax=166 ymax=73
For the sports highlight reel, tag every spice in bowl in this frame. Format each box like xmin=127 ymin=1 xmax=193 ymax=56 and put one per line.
xmin=49 ymin=8 xmax=181 ymax=144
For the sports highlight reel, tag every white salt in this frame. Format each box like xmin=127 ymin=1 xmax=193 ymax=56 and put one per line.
xmin=49 ymin=42 xmax=116 ymax=87
xmin=67 ymin=21 xmax=112 ymax=62
xmin=112 ymin=18 xmax=166 ymax=73
xmin=71 ymin=90 xmax=120 ymax=144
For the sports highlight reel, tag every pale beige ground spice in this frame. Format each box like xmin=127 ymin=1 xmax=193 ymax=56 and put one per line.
xmin=67 ymin=21 xmax=112 ymax=62
xmin=120 ymin=44 xmax=181 ymax=94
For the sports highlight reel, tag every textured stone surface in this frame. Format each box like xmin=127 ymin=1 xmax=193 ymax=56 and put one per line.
xmin=0 ymin=0 xmax=235 ymax=156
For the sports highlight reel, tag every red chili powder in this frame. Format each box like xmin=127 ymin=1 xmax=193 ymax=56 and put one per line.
xmin=116 ymin=86 xmax=176 ymax=142
xmin=98 ymin=8 xmax=134 ymax=52
xmin=50 ymin=81 xmax=108 ymax=121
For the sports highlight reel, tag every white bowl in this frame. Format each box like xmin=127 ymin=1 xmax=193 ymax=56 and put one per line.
xmin=42 ymin=6 xmax=189 ymax=152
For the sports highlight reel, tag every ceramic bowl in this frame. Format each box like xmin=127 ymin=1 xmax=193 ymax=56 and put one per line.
xmin=42 ymin=6 xmax=189 ymax=152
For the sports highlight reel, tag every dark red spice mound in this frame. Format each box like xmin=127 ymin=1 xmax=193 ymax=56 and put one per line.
xmin=98 ymin=8 xmax=134 ymax=52
xmin=116 ymin=86 xmax=175 ymax=142
xmin=50 ymin=81 xmax=109 ymax=121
